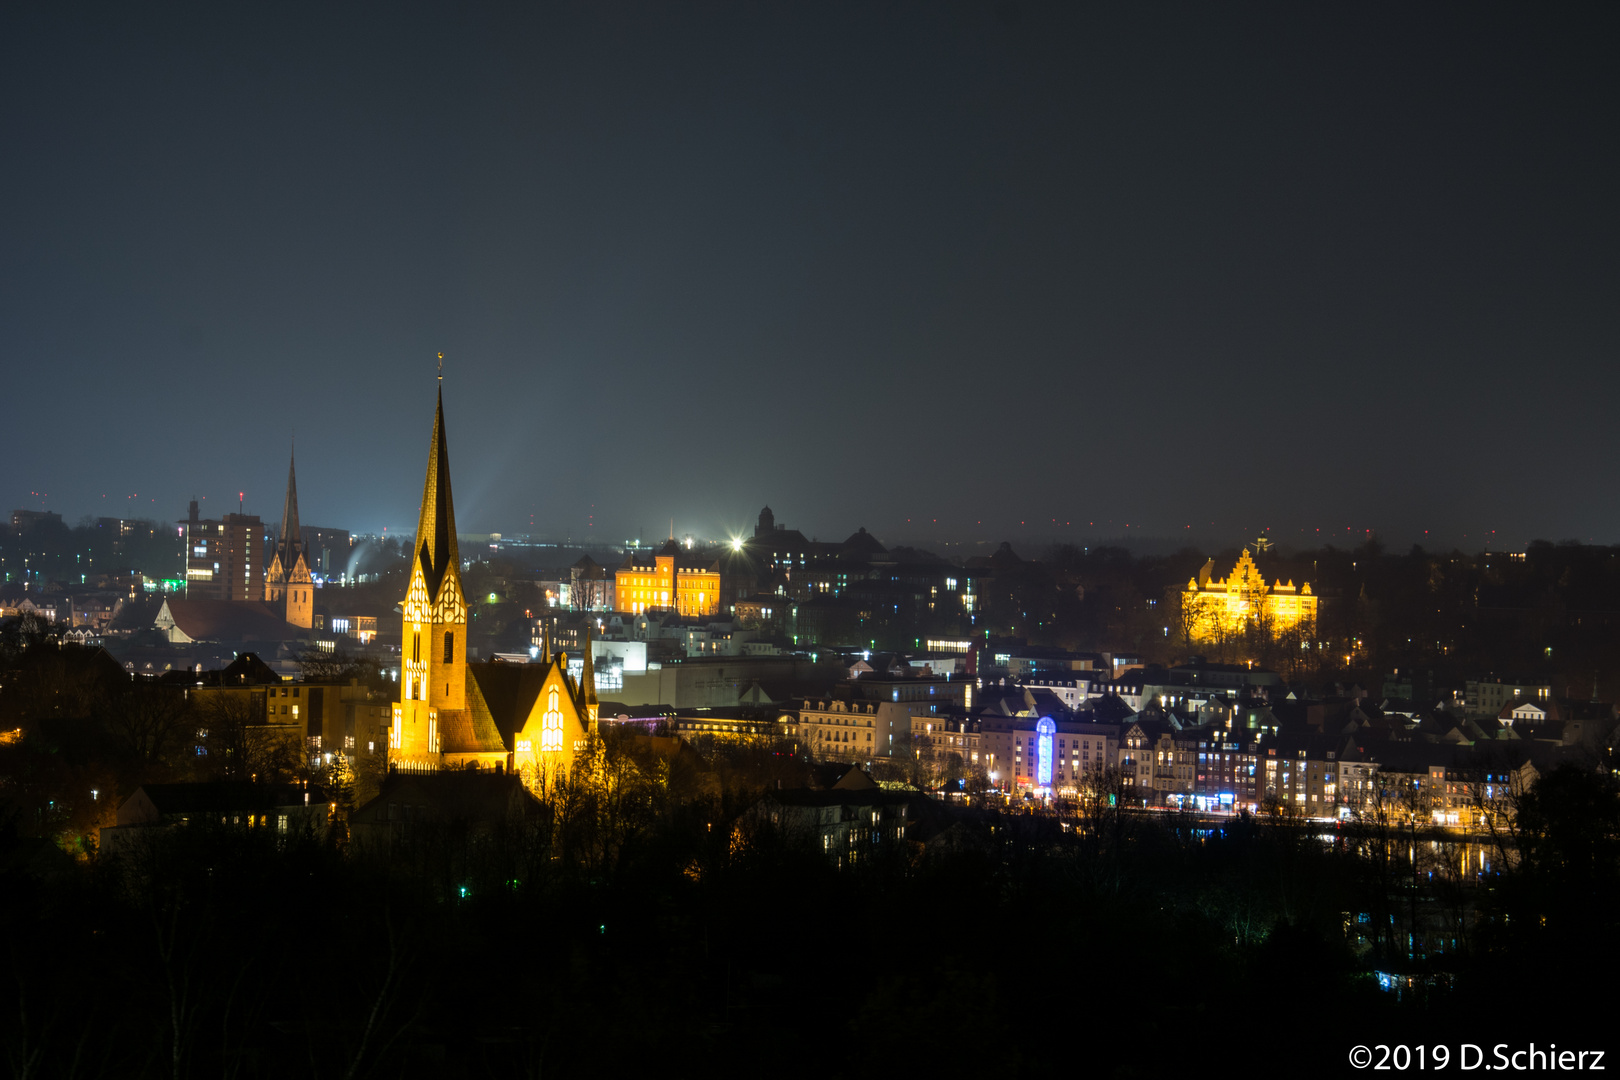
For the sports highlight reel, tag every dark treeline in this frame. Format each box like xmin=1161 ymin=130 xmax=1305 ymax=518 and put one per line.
xmin=3 ymin=751 xmax=1615 ymax=1078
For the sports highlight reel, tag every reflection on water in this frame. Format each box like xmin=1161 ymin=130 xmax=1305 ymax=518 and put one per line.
xmin=1328 ymin=830 xmax=1517 ymax=881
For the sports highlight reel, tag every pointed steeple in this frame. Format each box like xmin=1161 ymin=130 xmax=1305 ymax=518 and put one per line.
xmin=415 ymin=387 xmax=461 ymax=602
xmin=277 ymin=441 xmax=302 ymax=569
xmin=540 ymin=620 xmax=552 ymax=666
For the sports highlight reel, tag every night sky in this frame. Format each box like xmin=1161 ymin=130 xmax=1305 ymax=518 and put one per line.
xmin=4 ymin=3 xmax=1617 ymax=551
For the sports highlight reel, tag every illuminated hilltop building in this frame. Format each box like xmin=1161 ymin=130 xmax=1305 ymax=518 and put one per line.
xmin=262 ymin=447 xmax=314 ymax=629
xmin=615 ymin=539 xmax=720 ymax=616
xmin=391 ymin=382 xmax=597 ymax=783
xmin=1183 ymin=548 xmax=1316 ymax=638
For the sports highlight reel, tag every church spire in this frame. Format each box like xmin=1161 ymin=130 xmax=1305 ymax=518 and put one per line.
xmin=276 ymin=440 xmax=301 ymax=569
xmin=415 ymin=386 xmax=461 ymax=602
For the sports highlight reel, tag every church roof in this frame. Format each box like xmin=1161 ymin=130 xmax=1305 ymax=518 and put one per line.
xmin=457 ymin=656 xmax=593 ymax=751
xmin=414 ymin=388 xmax=460 ymax=602
xmin=466 ymin=662 xmax=551 ymax=745
xmin=156 ymin=599 xmax=307 ymax=644
xmin=435 ymin=707 xmax=507 ymax=755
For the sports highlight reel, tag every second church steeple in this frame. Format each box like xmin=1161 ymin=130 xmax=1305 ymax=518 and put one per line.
xmin=264 ymin=442 xmax=313 ymax=629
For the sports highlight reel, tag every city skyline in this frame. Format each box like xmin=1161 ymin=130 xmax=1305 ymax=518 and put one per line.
xmin=6 ymin=7 xmax=1619 ymax=1070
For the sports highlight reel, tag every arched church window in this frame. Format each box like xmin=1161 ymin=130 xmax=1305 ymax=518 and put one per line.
xmin=540 ymin=687 xmax=564 ymax=752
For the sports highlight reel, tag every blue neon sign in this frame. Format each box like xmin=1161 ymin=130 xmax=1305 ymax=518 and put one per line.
xmin=1035 ymin=717 xmax=1054 ymax=787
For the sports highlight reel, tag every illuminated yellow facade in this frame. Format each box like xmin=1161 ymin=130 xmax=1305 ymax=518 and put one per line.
xmin=615 ymin=540 xmax=720 ymax=616
xmin=507 ymin=628 xmax=598 ymax=790
xmin=393 ymin=388 xmax=469 ymax=771
xmin=390 ymin=383 xmax=598 ymax=785
xmin=1183 ymin=548 xmax=1316 ymax=638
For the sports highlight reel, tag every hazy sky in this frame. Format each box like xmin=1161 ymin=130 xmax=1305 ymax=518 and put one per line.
xmin=4 ymin=3 xmax=1617 ymax=551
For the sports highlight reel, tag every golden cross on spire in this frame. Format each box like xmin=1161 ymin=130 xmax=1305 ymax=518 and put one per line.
xmin=437 ymin=352 xmax=444 ymax=381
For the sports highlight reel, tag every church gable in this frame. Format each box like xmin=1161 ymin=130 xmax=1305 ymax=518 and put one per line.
xmin=513 ymin=661 xmax=590 ymax=759
xmin=433 ymin=569 xmax=465 ymax=624
xmin=403 ymin=564 xmax=432 ymax=623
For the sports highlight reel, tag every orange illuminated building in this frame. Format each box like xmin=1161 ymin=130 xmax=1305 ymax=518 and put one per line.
xmin=1183 ymin=548 xmax=1317 ymax=639
xmin=390 ymin=378 xmax=598 ymax=783
xmin=615 ymin=539 xmax=720 ymax=616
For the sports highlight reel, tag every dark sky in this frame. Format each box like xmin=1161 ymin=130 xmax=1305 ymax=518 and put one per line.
xmin=5 ymin=2 xmax=1617 ymax=552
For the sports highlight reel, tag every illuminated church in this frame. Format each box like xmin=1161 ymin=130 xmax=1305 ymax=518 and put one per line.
xmin=263 ymin=448 xmax=314 ymax=629
xmin=390 ymin=382 xmax=599 ymax=786
xmin=1183 ymin=548 xmax=1317 ymax=637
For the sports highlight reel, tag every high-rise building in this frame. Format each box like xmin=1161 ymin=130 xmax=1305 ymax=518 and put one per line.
xmin=183 ymin=501 xmax=264 ymax=602
xmin=263 ymin=447 xmax=314 ymax=629
xmin=10 ymin=509 xmax=63 ymax=533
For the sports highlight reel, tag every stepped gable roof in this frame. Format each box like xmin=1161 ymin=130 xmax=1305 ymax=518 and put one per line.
xmin=157 ymin=599 xmax=306 ymax=643
xmin=414 ymin=388 xmax=460 ymax=602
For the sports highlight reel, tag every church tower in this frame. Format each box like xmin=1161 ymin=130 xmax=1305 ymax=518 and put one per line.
xmin=391 ymin=385 xmax=468 ymax=768
xmin=264 ymin=445 xmax=314 ymax=629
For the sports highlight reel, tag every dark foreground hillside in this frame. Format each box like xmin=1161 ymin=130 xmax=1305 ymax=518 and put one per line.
xmin=2 ymin=772 xmax=1615 ymax=1079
